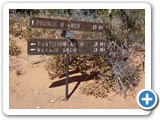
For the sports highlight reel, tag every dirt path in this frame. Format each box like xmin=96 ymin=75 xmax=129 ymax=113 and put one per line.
xmin=9 ymin=35 xmax=144 ymax=109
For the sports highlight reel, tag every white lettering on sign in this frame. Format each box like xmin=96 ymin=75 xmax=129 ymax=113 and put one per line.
xmin=37 ymin=41 xmax=69 ymax=47
xmin=94 ymin=42 xmax=98 ymax=47
xmin=66 ymin=48 xmax=69 ymax=53
xmin=63 ymin=48 xmax=66 ymax=53
xmin=49 ymin=48 xmax=53 ymax=53
xmin=37 ymin=48 xmax=41 ymax=52
xmin=51 ymin=42 xmax=57 ymax=47
xmin=70 ymin=48 xmax=77 ymax=53
xmin=52 ymin=21 xmax=57 ymax=27
xmin=63 ymin=48 xmax=77 ymax=53
xmin=45 ymin=48 xmax=48 ymax=52
xmin=37 ymin=42 xmax=41 ymax=46
xmin=41 ymin=48 xmax=44 ymax=53
xmin=30 ymin=18 xmax=104 ymax=32
xmin=41 ymin=42 xmax=48 ymax=47
xmin=94 ymin=48 xmax=98 ymax=52
xmin=57 ymin=42 xmax=63 ymax=47
xmin=35 ymin=20 xmax=58 ymax=27
xmin=31 ymin=20 xmax=34 ymax=25
xmin=98 ymin=25 xmax=103 ymax=30
xmin=100 ymin=42 xmax=106 ymax=46
xmin=48 ymin=21 xmax=52 ymax=26
xmin=78 ymin=42 xmax=84 ymax=48
xmin=93 ymin=41 xmax=106 ymax=53
xmin=60 ymin=22 xmax=65 ymax=28
xmin=99 ymin=47 xmax=105 ymax=52
xmin=28 ymin=40 xmax=106 ymax=54
xmin=93 ymin=25 xmax=97 ymax=30
xmin=48 ymin=48 xmax=59 ymax=53
xmin=62 ymin=41 xmax=67 ymax=47
xmin=48 ymin=41 xmax=52 ymax=47
xmin=37 ymin=48 xmax=60 ymax=53
xmin=70 ymin=43 xmax=74 ymax=47
xmin=70 ymin=23 xmax=81 ymax=29
xmin=45 ymin=42 xmax=49 ymax=47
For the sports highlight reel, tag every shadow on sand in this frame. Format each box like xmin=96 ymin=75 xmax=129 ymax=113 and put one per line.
xmin=49 ymin=69 xmax=96 ymax=99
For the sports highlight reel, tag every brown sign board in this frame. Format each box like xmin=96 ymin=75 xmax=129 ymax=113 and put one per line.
xmin=28 ymin=39 xmax=107 ymax=55
xmin=30 ymin=17 xmax=104 ymax=32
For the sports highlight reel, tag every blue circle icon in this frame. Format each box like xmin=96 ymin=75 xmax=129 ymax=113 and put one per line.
xmin=137 ymin=89 xmax=158 ymax=110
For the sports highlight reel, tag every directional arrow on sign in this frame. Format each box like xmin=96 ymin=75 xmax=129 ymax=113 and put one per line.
xmin=30 ymin=43 xmax=36 ymax=46
xmin=30 ymin=48 xmax=36 ymax=51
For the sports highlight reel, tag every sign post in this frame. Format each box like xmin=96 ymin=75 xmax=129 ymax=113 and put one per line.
xmin=65 ymin=44 xmax=69 ymax=100
xmin=28 ymin=17 xmax=105 ymax=100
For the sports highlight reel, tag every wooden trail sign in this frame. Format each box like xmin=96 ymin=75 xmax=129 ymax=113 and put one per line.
xmin=30 ymin=17 xmax=104 ymax=32
xmin=28 ymin=39 xmax=107 ymax=55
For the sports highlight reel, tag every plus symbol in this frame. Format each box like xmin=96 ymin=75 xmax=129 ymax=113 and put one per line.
xmin=142 ymin=94 xmax=153 ymax=105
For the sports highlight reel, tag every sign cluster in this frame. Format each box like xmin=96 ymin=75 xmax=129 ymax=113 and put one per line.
xmin=27 ymin=17 xmax=106 ymax=100
xmin=28 ymin=17 xmax=106 ymax=55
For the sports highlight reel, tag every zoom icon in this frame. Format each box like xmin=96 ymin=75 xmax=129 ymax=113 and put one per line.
xmin=137 ymin=89 xmax=158 ymax=110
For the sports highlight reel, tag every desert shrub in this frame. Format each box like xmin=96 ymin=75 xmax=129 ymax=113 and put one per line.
xmin=45 ymin=54 xmax=112 ymax=80
xmin=10 ymin=9 xmax=41 ymax=17
xmin=25 ymin=27 xmax=56 ymax=39
xmin=9 ymin=17 xmax=28 ymax=38
xmin=111 ymin=60 xmax=140 ymax=98
xmin=45 ymin=55 xmax=66 ymax=79
xmin=80 ymin=80 xmax=111 ymax=98
xmin=9 ymin=41 xmax=21 ymax=56
xmin=80 ymin=72 xmax=139 ymax=99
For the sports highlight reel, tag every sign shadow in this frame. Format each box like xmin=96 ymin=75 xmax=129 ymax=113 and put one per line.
xmin=49 ymin=70 xmax=97 ymax=99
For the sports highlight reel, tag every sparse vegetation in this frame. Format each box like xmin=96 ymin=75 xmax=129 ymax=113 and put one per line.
xmin=15 ymin=66 xmax=23 ymax=76
xmin=45 ymin=55 xmax=66 ymax=79
xmin=9 ymin=41 xmax=21 ymax=56
xmin=80 ymin=80 xmax=111 ymax=98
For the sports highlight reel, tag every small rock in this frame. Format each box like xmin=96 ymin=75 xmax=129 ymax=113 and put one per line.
xmin=34 ymin=91 xmax=38 ymax=94
xmin=49 ymin=99 xmax=54 ymax=103
xmin=36 ymin=106 xmax=40 ymax=109
xmin=61 ymin=98 xmax=65 ymax=101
